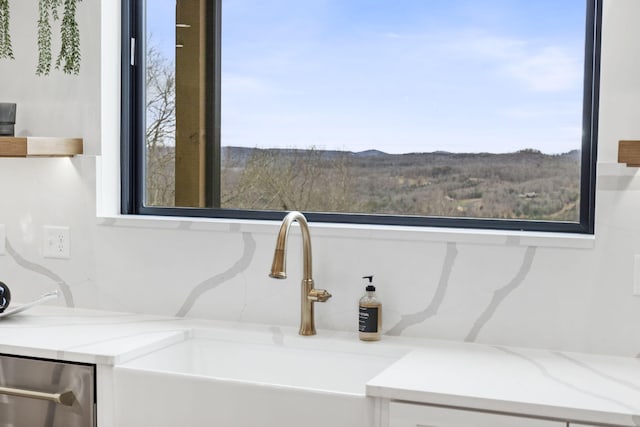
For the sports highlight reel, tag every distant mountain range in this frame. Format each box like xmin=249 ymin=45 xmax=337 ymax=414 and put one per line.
xmin=220 ymin=146 xmax=582 ymax=164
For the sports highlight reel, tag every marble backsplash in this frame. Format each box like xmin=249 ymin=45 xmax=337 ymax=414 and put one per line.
xmin=0 ymin=157 xmax=639 ymax=359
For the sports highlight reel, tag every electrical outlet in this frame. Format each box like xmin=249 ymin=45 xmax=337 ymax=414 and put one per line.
xmin=0 ymin=224 xmax=5 ymax=256
xmin=44 ymin=226 xmax=70 ymax=259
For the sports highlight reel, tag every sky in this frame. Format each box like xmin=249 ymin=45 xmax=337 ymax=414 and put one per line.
xmin=148 ymin=0 xmax=588 ymax=154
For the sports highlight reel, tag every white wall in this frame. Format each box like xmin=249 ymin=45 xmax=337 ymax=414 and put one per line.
xmin=0 ymin=0 xmax=639 ymax=358
xmin=0 ymin=1 xmax=102 ymax=154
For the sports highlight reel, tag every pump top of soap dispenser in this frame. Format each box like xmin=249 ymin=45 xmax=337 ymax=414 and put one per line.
xmin=362 ymin=275 xmax=375 ymax=292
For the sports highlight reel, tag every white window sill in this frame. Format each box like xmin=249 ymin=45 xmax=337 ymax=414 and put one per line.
xmin=96 ymin=214 xmax=595 ymax=249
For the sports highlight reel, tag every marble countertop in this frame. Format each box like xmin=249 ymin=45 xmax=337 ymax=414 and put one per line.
xmin=0 ymin=305 xmax=638 ymax=426
xmin=367 ymin=341 xmax=640 ymax=427
xmin=0 ymin=305 xmax=192 ymax=364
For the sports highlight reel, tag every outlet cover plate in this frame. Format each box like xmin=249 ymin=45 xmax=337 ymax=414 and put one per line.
xmin=44 ymin=226 xmax=70 ymax=259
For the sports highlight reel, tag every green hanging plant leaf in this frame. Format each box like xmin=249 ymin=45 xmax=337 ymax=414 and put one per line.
xmin=36 ymin=0 xmax=54 ymax=75
xmin=55 ymin=0 xmax=81 ymax=75
xmin=0 ymin=0 xmax=14 ymax=60
xmin=37 ymin=0 xmax=81 ymax=76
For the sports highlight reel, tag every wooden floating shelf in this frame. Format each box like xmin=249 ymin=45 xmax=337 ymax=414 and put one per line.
xmin=0 ymin=137 xmax=83 ymax=158
xmin=618 ymin=140 xmax=640 ymax=167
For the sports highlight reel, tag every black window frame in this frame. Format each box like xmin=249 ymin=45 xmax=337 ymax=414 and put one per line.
xmin=121 ymin=0 xmax=601 ymax=234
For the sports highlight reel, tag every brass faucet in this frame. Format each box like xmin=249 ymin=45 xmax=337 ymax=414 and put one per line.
xmin=269 ymin=211 xmax=332 ymax=335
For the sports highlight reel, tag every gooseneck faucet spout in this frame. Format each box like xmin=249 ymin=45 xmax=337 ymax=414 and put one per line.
xmin=269 ymin=211 xmax=331 ymax=335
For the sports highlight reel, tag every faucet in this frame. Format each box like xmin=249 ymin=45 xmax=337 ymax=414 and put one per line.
xmin=269 ymin=211 xmax=332 ymax=335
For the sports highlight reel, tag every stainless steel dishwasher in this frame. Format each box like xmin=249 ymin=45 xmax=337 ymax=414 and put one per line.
xmin=0 ymin=354 xmax=96 ymax=427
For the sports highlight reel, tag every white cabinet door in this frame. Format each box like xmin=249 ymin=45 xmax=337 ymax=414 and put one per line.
xmin=390 ymin=402 xmax=564 ymax=427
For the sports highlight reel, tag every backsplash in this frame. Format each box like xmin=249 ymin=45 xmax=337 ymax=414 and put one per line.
xmin=0 ymin=0 xmax=639 ymax=358
xmin=0 ymin=156 xmax=637 ymax=358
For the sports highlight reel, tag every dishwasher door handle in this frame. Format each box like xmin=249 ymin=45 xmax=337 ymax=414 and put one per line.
xmin=0 ymin=385 xmax=76 ymax=406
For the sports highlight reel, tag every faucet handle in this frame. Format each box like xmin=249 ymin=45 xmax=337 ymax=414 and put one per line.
xmin=308 ymin=288 xmax=332 ymax=302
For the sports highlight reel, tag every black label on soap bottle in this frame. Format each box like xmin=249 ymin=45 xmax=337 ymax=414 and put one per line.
xmin=359 ymin=306 xmax=379 ymax=333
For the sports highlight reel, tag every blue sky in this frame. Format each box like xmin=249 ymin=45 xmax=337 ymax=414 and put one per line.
xmin=148 ymin=1 xmax=587 ymax=154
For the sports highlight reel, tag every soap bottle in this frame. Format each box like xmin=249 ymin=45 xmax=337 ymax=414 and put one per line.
xmin=359 ymin=276 xmax=381 ymax=341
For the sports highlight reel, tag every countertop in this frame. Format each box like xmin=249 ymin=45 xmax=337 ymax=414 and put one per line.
xmin=367 ymin=341 xmax=640 ymax=426
xmin=0 ymin=305 xmax=191 ymax=364
xmin=0 ymin=305 xmax=638 ymax=426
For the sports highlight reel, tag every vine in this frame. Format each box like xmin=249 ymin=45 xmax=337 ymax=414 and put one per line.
xmin=37 ymin=0 xmax=82 ymax=75
xmin=0 ymin=0 xmax=13 ymax=60
xmin=36 ymin=0 xmax=56 ymax=75
xmin=55 ymin=0 xmax=81 ymax=74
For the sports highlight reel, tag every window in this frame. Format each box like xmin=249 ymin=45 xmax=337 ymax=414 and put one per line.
xmin=122 ymin=0 xmax=601 ymax=233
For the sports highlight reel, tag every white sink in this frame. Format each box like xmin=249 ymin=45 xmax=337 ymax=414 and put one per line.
xmin=114 ymin=326 xmax=408 ymax=427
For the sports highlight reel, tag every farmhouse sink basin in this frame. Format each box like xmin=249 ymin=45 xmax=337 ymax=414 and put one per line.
xmin=113 ymin=326 xmax=409 ymax=427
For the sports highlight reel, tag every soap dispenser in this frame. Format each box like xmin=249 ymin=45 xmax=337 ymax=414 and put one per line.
xmin=358 ymin=276 xmax=381 ymax=341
